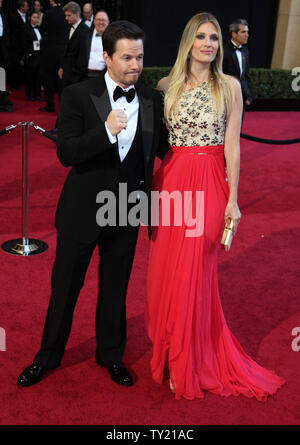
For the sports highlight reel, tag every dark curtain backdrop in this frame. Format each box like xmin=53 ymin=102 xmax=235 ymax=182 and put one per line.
xmin=121 ymin=0 xmax=279 ymax=68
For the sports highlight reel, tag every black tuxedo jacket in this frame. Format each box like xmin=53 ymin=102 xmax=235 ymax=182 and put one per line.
xmin=223 ymin=41 xmax=252 ymax=104
xmin=0 ymin=10 xmax=10 ymax=67
xmin=9 ymin=11 xmax=26 ymax=53
xmin=56 ymin=72 xmax=169 ymax=242
xmin=25 ymin=24 xmax=41 ymax=57
xmin=62 ymin=20 xmax=90 ymax=86
xmin=40 ymin=5 xmax=68 ymax=53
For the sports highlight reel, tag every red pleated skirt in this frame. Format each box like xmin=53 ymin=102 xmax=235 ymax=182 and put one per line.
xmin=146 ymin=145 xmax=285 ymax=401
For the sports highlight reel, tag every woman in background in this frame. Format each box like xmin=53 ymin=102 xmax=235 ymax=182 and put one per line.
xmin=146 ymin=12 xmax=285 ymax=401
xmin=25 ymin=10 xmax=42 ymax=100
xmin=32 ymin=0 xmax=43 ymax=26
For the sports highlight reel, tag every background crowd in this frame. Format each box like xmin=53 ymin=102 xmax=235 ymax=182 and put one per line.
xmin=0 ymin=0 xmax=251 ymax=115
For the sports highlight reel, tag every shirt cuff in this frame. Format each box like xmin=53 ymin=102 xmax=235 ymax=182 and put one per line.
xmin=105 ymin=122 xmax=117 ymax=144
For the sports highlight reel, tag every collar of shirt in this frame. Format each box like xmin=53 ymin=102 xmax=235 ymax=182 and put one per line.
xmin=105 ymin=71 xmax=137 ymax=104
xmin=93 ymin=28 xmax=102 ymax=37
xmin=231 ymin=40 xmax=243 ymax=49
xmin=71 ymin=18 xmax=82 ymax=31
xmin=17 ymin=10 xmax=26 ymax=22
xmin=69 ymin=19 xmax=81 ymax=39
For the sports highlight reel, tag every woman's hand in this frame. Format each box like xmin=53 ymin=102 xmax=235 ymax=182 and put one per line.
xmin=224 ymin=201 xmax=241 ymax=236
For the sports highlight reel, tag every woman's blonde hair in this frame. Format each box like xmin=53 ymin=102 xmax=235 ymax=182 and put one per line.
xmin=164 ymin=12 xmax=235 ymax=122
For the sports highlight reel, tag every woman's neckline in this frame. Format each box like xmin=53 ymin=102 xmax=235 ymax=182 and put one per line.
xmin=183 ymin=80 xmax=209 ymax=93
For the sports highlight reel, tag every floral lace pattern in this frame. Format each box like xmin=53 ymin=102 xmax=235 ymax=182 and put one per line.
xmin=168 ymin=82 xmax=226 ymax=147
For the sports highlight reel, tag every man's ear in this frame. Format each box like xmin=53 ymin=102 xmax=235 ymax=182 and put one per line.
xmin=103 ymin=51 xmax=110 ymax=68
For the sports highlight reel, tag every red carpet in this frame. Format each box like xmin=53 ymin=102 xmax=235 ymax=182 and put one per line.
xmin=0 ymin=89 xmax=299 ymax=425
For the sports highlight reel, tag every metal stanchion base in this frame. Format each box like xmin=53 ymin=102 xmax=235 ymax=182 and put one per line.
xmin=1 ymin=238 xmax=48 ymax=256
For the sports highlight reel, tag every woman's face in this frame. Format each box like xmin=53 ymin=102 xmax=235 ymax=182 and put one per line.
xmin=33 ymin=1 xmax=41 ymax=12
xmin=190 ymin=22 xmax=219 ymax=65
xmin=30 ymin=12 xmax=39 ymax=26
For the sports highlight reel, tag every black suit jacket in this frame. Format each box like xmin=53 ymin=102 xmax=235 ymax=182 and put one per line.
xmin=0 ymin=10 xmax=10 ymax=67
xmin=62 ymin=20 xmax=90 ymax=86
xmin=40 ymin=5 xmax=68 ymax=53
xmin=56 ymin=72 xmax=169 ymax=242
xmin=223 ymin=41 xmax=252 ymax=104
xmin=9 ymin=11 xmax=26 ymax=54
xmin=25 ymin=24 xmax=41 ymax=57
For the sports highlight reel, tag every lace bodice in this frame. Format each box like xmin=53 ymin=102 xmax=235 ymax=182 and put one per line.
xmin=168 ymin=82 xmax=226 ymax=147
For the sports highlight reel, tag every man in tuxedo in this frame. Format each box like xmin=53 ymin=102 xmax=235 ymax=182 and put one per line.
xmin=39 ymin=0 xmax=69 ymax=112
xmin=223 ymin=18 xmax=252 ymax=111
xmin=58 ymin=1 xmax=90 ymax=88
xmin=7 ymin=0 xmax=29 ymax=88
xmin=17 ymin=20 xmax=169 ymax=388
xmin=82 ymin=2 xmax=93 ymax=28
xmin=86 ymin=9 xmax=109 ymax=78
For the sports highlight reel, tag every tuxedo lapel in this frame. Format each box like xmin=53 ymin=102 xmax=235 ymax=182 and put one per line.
xmin=90 ymin=89 xmax=111 ymax=123
xmin=136 ymin=85 xmax=154 ymax=167
xmin=89 ymin=73 xmax=111 ymax=123
xmin=231 ymin=51 xmax=240 ymax=76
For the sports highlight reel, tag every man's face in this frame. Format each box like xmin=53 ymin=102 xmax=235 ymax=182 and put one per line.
xmin=83 ymin=4 xmax=93 ymax=20
xmin=20 ymin=1 xmax=29 ymax=13
xmin=94 ymin=11 xmax=109 ymax=35
xmin=103 ymin=38 xmax=144 ymax=88
xmin=232 ymin=24 xmax=249 ymax=46
xmin=64 ymin=10 xmax=80 ymax=26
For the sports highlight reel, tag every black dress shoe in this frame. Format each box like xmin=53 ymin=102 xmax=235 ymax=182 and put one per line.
xmin=100 ymin=363 xmax=133 ymax=386
xmin=17 ymin=363 xmax=45 ymax=387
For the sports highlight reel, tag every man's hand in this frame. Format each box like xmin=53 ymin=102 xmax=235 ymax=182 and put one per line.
xmin=245 ymin=99 xmax=251 ymax=106
xmin=106 ymin=110 xmax=127 ymax=136
xmin=58 ymin=68 xmax=63 ymax=80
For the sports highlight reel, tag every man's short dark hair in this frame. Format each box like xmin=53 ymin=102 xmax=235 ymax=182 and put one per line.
xmin=18 ymin=0 xmax=29 ymax=8
xmin=102 ymin=20 xmax=145 ymax=57
xmin=229 ymin=18 xmax=249 ymax=36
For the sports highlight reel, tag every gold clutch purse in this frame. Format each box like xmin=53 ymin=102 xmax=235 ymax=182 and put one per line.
xmin=221 ymin=218 xmax=233 ymax=251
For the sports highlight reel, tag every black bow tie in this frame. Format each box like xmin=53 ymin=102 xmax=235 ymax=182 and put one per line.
xmin=113 ymin=85 xmax=135 ymax=103
xmin=233 ymin=45 xmax=243 ymax=51
xmin=95 ymin=33 xmax=101 ymax=37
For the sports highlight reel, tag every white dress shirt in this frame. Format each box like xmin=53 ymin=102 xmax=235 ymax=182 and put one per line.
xmin=69 ymin=19 xmax=81 ymax=39
xmin=88 ymin=29 xmax=105 ymax=71
xmin=84 ymin=15 xmax=94 ymax=27
xmin=32 ymin=25 xmax=42 ymax=42
xmin=17 ymin=10 xmax=26 ymax=23
xmin=231 ymin=40 xmax=243 ymax=75
xmin=0 ymin=14 xmax=3 ymax=37
xmin=104 ymin=71 xmax=139 ymax=163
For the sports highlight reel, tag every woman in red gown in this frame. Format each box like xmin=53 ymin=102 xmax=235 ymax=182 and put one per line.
xmin=146 ymin=12 xmax=285 ymax=401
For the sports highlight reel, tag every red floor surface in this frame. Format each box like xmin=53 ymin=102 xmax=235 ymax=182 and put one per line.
xmin=0 ymin=89 xmax=299 ymax=425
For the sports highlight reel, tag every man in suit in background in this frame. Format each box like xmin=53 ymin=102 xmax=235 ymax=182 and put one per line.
xmin=82 ymin=2 xmax=93 ymax=28
xmin=223 ymin=18 xmax=252 ymax=113
xmin=39 ymin=0 xmax=68 ymax=112
xmin=8 ymin=0 xmax=29 ymax=88
xmin=58 ymin=1 xmax=90 ymax=88
xmin=17 ymin=20 xmax=168 ymax=388
xmin=86 ymin=9 xmax=109 ymax=78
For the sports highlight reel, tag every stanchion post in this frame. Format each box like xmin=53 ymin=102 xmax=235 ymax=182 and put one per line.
xmin=22 ymin=123 xmax=30 ymax=247
xmin=2 ymin=122 xmax=48 ymax=256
